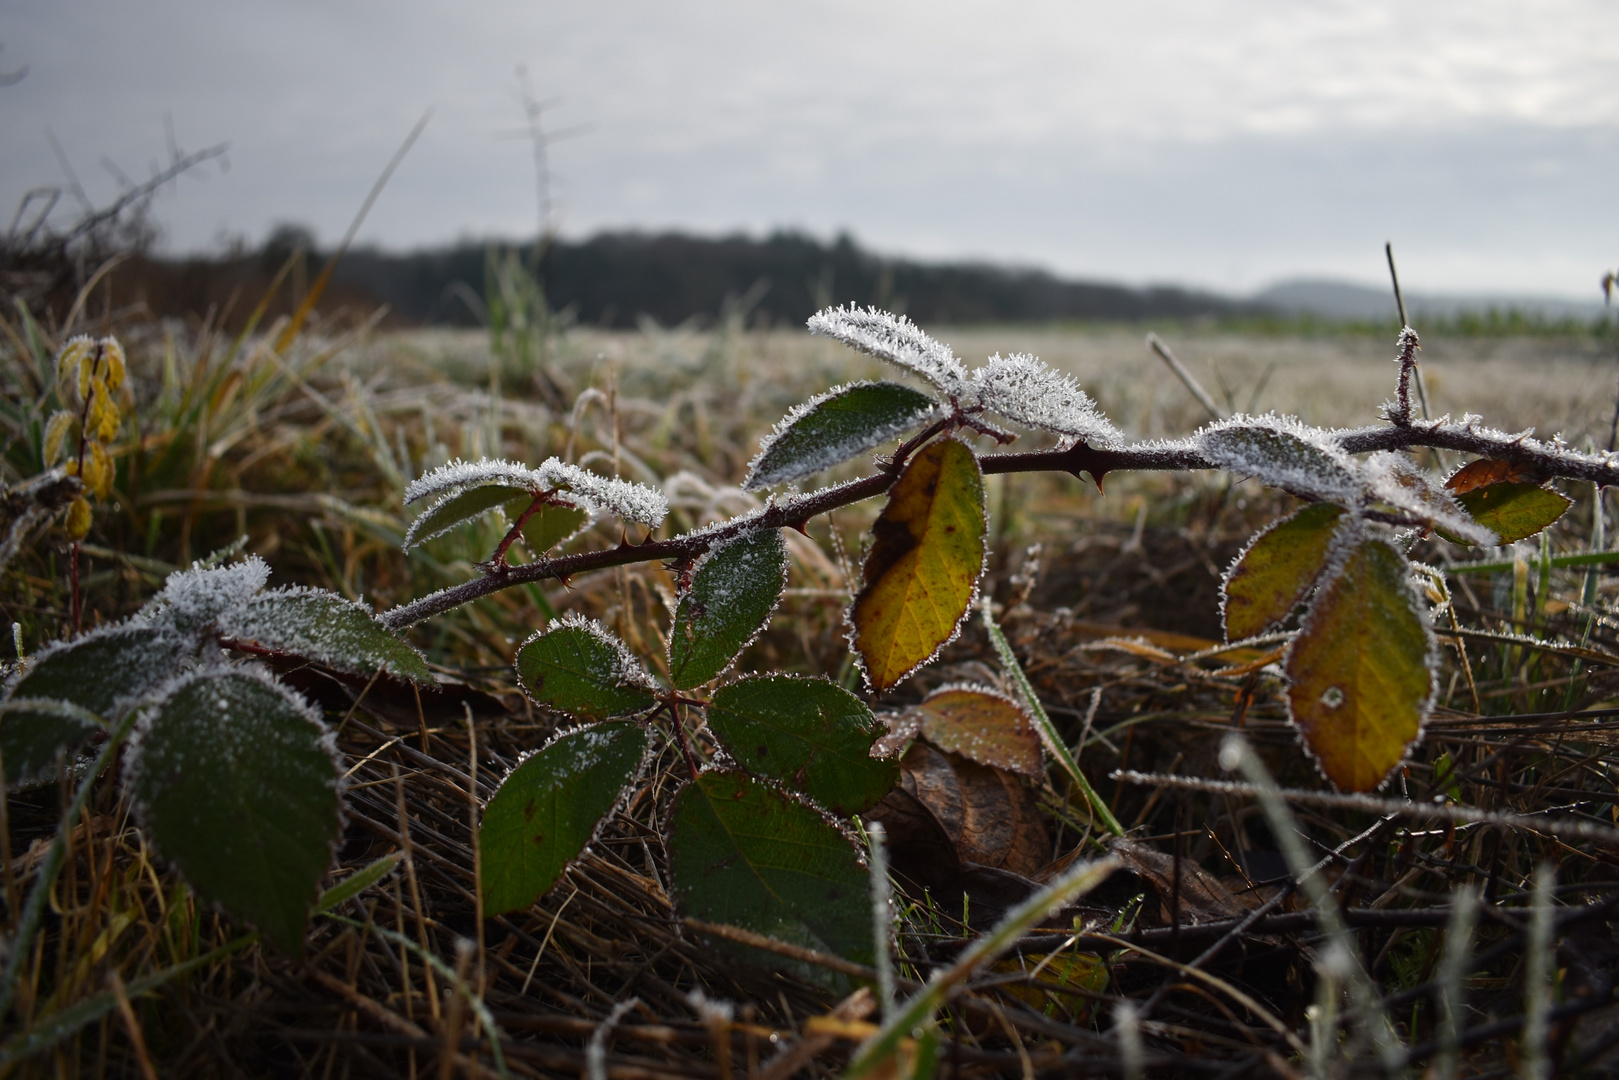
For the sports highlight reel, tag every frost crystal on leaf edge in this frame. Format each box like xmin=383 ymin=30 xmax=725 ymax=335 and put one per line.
xmin=1195 ymin=414 xmax=1361 ymax=502
xmin=743 ymin=380 xmax=942 ymax=491
xmin=524 ymin=612 xmax=659 ymax=695
xmin=968 ymin=353 xmax=1121 ymax=446
xmin=807 ymin=306 xmax=969 ymax=394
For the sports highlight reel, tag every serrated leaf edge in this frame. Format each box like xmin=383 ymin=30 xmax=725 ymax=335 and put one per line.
xmin=743 ymin=380 xmax=942 ymax=491
xmin=670 ymin=527 xmax=789 ymax=687
xmin=2 ymin=621 xmax=193 ymax=725
xmin=124 ymin=662 xmax=345 ymax=910
xmin=515 ymin=612 xmax=661 ymax=707
xmin=217 ymin=585 xmax=433 ymax=684
xmin=1218 ymin=504 xmax=1349 ymax=641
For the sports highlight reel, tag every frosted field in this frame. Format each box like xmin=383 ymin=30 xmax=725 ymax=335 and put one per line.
xmin=399 ymin=325 xmax=1619 ymax=460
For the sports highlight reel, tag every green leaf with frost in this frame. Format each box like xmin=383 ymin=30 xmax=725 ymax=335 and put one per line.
xmin=479 ymin=721 xmax=648 ymax=915
xmin=129 ymin=667 xmax=341 ymax=956
xmin=1 ymin=624 xmax=189 ymax=785
xmin=666 ymin=771 xmax=873 ymax=985
xmin=1448 ymin=482 xmax=1571 ymax=546
xmin=707 ymin=675 xmax=896 ymax=814
xmin=744 ymin=381 xmax=939 ymax=490
xmin=668 ymin=528 xmax=788 ymax=690
xmin=515 ymin=615 xmax=658 ymax=718
xmin=217 ymin=587 xmax=432 ymax=684
xmin=503 ymin=495 xmax=590 ymax=553
xmin=404 ymin=484 xmax=532 ymax=549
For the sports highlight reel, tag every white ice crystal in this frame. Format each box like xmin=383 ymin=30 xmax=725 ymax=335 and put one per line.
xmin=404 ymin=457 xmax=667 ymax=528
xmin=807 ymin=306 xmax=970 ymax=394
xmin=1361 ymin=452 xmax=1498 ymax=545
xmin=145 ymin=556 xmax=271 ymax=630
xmin=1195 ymin=415 xmax=1361 ymax=502
xmin=538 ymin=612 xmax=659 ymax=692
xmin=744 ymin=380 xmax=942 ymax=490
xmin=968 ymin=353 xmax=1122 ymax=446
xmin=533 ymin=459 xmax=668 ymax=527
xmin=403 ymin=458 xmax=543 ymax=505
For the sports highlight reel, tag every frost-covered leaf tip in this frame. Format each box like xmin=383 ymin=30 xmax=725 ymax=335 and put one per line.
xmin=217 ymin=585 xmax=433 ymax=684
xmin=515 ymin=613 xmax=659 ymax=718
xmin=143 ymin=556 xmax=271 ymax=631
xmin=968 ymin=354 xmax=1121 ymax=446
xmin=403 ymin=458 xmax=542 ymax=506
xmin=807 ymin=306 xmax=970 ymax=395
xmin=533 ymin=458 xmax=667 ymax=527
xmin=1195 ymin=415 xmax=1359 ymax=502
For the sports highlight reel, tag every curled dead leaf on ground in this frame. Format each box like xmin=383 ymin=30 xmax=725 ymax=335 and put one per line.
xmin=901 ymin=685 xmax=1043 ymax=779
xmin=1104 ymin=837 xmax=1250 ymax=925
xmin=864 ymin=740 xmax=1062 ymax=929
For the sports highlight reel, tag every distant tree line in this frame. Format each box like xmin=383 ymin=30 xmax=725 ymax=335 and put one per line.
xmin=39 ymin=227 xmax=1264 ymax=331
xmin=332 ymin=230 xmax=1258 ymax=328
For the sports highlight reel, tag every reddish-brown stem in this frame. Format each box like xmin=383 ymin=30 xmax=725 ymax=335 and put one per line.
xmin=489 ymin=490 xmax=553 ymax=569
xmin=1389 ymin=327 xmax=1420 ymax=426
xmin=69 ymin=341 xmax=106 ymax=632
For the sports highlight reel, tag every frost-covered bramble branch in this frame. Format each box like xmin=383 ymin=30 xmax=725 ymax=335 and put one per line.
xmin=381 ymin=314 xmax=1619 ymax=631
xmin=382 ymin=418 xmax=1619 ymax=630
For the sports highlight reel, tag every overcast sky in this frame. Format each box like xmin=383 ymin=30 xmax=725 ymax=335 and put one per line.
xmin=2 ymin=1 xmax=1616 ymax=296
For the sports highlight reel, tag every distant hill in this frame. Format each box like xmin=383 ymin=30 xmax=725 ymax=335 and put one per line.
xmin=1254 ymin=278 xmax=1608 ymax=323
xmin=327 ymin=230 xmax=1260 ymax=328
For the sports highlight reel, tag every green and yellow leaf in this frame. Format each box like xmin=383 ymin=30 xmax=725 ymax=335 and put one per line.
xmin=1222 ymin=503 xmax=1345 ymax=641
xmin=1448 ymin=482 xmax=1571 ymax=546
xmin=850 ymin=437 xmax=986 ymax=692
xmin=1285 ymin=538 xmax=1434 ymax=792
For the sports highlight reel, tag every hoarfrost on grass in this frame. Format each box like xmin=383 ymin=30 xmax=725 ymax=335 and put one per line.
xmin=968 ymin=354 xmax=1122 ymax=446
xmin=807 ymin=306 xmax=969 ymax=394
xmin=1196 ymin=415 xmax=1361 ymax=502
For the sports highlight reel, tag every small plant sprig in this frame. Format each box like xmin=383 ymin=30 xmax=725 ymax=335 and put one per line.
xmin=0 ymin=554 xmax=432 ymax=989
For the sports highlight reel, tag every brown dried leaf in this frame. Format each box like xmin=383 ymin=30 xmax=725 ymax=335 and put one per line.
xmin=905 ymin=686 xmax=1043 ymax=779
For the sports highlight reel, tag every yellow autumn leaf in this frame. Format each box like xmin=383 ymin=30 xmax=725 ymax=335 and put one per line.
xmin=850 ymin=437 xmax=985 ymax=692
xmin=42 ymin=410 xmax=75 ymax=468
xmin=64 ymin=497 xmax=92 ymax=539
xmin=1222 ymin=503 xmax=1345 ymax=641
xmin=85 ymin=442 xmax=113 ymax=500
xmin=1285 ymin=537 xmax=1433 ymax=792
